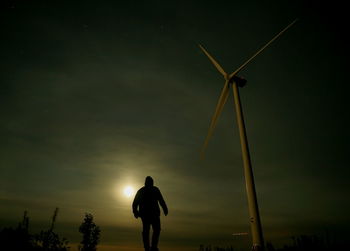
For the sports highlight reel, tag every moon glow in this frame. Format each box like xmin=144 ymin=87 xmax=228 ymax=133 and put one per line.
xmin=123 ymin=186 xmax=135 ymax=198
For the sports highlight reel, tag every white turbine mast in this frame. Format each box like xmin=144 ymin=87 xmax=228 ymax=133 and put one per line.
xmin=200 ymin=19 xmax=298 ymax=251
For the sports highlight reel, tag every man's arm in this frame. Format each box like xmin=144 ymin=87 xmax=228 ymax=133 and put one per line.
xmin=158 ymin=189 xmax=168 ymax=216
xmin=132 ymin=190 xmax=140 ymax=218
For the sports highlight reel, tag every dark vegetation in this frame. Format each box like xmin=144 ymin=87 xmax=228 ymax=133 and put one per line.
xmin=0 ymin=208 xmax=100 ymax=251
xmin=78 ymin=213 xmax=100 ymax=251
xmin=199 ymin=233 xmax=346 ymax=251
xmin=265 ymin=234 xmax=346 ymax=251
xmin=1 ymin=209 xmax=346 ymax=251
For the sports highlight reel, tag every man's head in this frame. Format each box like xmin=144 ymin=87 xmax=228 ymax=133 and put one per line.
xmin=145 ymin=176 xmax=154 ymax=187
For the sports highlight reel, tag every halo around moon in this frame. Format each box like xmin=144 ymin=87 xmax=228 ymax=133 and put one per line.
xmin=123 ymin=186 xmax=135 ymax=198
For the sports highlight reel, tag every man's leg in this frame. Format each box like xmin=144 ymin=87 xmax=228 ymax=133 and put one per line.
xmin=151 ymin=216 xmax=161 ymax=251
xmin=141 ymin=217 xmax=151 ymax=251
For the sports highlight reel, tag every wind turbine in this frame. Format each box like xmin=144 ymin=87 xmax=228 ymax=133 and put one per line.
xmin=199 ymin=19 xmax=297 ymax=251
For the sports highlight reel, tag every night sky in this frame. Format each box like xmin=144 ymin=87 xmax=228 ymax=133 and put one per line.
xmin=1 ymin=1 xmax=349 ymax=251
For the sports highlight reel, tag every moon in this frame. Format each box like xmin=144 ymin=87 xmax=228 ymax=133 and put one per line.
xmin=123 ymin=186 xmax=135 ymax=198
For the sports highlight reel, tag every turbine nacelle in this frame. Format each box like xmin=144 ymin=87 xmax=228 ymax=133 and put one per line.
xmin=225 ymin=73 xmax=247 ymax=87
xmin=230 ymin=75 xmax=247 ymax=87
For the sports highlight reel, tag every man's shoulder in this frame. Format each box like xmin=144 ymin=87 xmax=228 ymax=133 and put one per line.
xmin=152 ymin=186 xmax=161 ymax=194
xmin=138 ymin=187 xmax=146 ymax=192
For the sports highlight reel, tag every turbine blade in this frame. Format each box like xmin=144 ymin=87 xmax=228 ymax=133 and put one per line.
xmin=201 ymin=80 xmax=230 ymax=159
xmin=229 ymin=18 xmax=298 ymax=79
xmin=199 ymin=44 xmax=227 ymax=77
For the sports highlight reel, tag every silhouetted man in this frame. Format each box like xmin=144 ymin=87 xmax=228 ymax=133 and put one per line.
xmin=132 ymin=176 xmax=168 ymax=251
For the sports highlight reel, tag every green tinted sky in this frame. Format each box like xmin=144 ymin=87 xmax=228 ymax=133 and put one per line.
xmin=1 ymin=1 xmax=349 ymax=250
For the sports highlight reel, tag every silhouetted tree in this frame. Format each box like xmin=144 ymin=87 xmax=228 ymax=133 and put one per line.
xmin=78 ymin=213 xmax=100 ymax=251
xmin=0 ymin=210 xmax=34 ymax=250
xmin=34 ymin=208 xmax=69 ymax=251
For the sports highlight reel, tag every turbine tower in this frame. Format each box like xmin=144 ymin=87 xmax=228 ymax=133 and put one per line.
xmin=200 ymin=19 xmax=297 ymax=251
